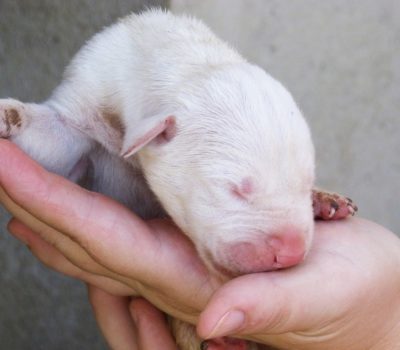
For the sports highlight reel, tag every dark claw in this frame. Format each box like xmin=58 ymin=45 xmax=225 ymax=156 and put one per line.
xmin=351 ymin=205 xmax=358 ymax=215
xmin=200 ymin=340 xmax=208 ymax=350
xmin=329 ymin=200 xmax=339 ymax=211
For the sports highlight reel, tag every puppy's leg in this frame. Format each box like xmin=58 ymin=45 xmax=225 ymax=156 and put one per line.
xmin=0 ymin=98 xmax=93 ymax=179
xmin=87 ymin=146 xmax=164 ymax=218
xmin=170 ymin=318 xmax=202 ymax=350
xmin=312 ymin=188 xmax=358 ymax=220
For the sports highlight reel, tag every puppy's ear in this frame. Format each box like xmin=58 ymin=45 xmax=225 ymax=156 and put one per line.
xmin=121 ymin=114 xmax=176 ymax=158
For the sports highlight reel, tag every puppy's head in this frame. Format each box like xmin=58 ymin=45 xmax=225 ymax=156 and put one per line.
xmin=125 ymin=64 xmax=315 ymax=277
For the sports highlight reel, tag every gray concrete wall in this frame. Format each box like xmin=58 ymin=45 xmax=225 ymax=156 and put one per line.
xmin=0 ymin=1 xmax=167 ymax=349
xmin=171 ymin=0 xmax=400 ymax=235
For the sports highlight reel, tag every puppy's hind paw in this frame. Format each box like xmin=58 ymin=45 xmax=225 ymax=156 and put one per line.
xmin=0 ymin=99 xmax=27 ymax=138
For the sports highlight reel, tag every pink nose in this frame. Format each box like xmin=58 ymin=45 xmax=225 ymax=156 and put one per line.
xmin=218 ymin=229 xmax=307 ymax=276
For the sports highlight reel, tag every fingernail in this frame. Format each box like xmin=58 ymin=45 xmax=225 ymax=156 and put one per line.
xmin=206 ymin=310 xmax=245 ymax=339
xmin=130 ymin=309 xmax=139 ymax=325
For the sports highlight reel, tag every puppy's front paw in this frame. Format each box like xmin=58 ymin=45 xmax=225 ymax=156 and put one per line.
xmin=0 ymin=99 xmax=26 ymax=138
xmin=312 ymin=189 xmax=358 ymax=220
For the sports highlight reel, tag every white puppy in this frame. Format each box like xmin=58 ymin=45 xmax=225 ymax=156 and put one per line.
xmin=0 ymin=9 xmax=356 ymax=350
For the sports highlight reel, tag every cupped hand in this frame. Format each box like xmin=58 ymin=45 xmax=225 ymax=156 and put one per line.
xmin=1 ymin=139 xmax=400 ymax=350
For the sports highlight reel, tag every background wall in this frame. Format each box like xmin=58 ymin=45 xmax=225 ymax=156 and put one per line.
xmin=0 ymin=1 xmax=167 ymax=349
xmin=0 ymin=0 xmax=399 ymax=349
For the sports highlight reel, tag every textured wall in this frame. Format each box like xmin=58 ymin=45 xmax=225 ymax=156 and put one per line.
xmin=0 ymin=1 xmax=167 ymax=349
xmin=171 ymin=0 xmax=400 ymax=235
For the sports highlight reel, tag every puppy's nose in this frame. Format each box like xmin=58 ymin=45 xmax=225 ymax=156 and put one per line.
xmin=218 ymin=227 xmax=307 ymax=276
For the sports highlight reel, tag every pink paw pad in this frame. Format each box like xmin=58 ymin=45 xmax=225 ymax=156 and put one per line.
xmin=0 ymin=102 xmax=24 ymax=138
xmin=312 ymin=190 xmax=358 ymax=220
xmin=201 ymin=337 xmax=249 ymax=350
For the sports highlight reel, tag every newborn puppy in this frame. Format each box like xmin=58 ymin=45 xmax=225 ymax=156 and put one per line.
xmin=0 ymin=9 xmax=356 ymax=350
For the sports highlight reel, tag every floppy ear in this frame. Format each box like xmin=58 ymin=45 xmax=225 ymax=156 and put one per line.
xmin=120 ymin=114 xmax=176 ymax=158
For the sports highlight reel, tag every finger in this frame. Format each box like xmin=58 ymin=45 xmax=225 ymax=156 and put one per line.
xmin=9 ymin=219 xmax=135 ymax=296
xmin=129 ymin=298 xmax=178 ymax=350
xmin=0 ymin=192 xmax=111 ymax=277
xmin=2 ymin=187 xmax=144 ymax=294
xmin=198 ymin=273 xmax=294 ymax=341
xmin=88 ymin=286 xmax=140 ymax=350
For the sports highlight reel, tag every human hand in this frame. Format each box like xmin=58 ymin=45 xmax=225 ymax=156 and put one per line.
xmin=1 ymin=139 xmax=400 ymax=350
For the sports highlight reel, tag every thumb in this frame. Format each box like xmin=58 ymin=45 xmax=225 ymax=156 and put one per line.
xmin=197 ymin=273 xmax=292 ymax=340
xmin=197 ymin=267 xmax=339 ymax=342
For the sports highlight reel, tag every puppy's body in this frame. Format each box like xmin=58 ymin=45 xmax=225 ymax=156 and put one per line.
xmin=0 ymin=10 xmax=356 ymax=350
